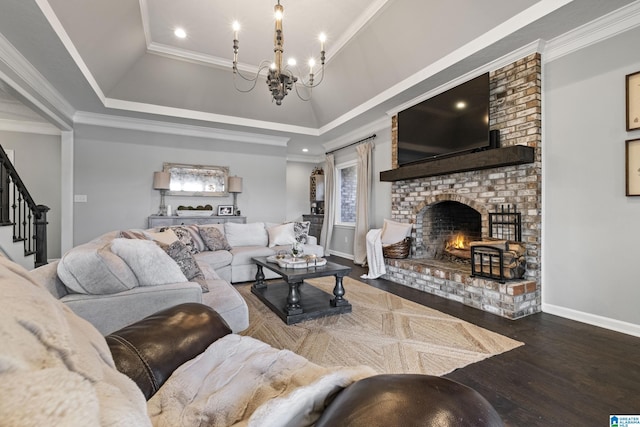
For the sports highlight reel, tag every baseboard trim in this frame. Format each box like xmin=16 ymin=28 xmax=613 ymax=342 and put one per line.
xmin=327 ymin=250 xmax=354 ymax=261
xmin=543 ymin=303 xmax=640 ymax=338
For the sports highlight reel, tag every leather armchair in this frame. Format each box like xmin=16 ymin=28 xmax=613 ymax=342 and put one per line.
xmin=106 ymin=303 xmax=503 ymax=426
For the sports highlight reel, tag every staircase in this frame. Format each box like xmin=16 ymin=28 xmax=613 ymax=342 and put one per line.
xmin=0 ymin=145 xmax=48 ymax=270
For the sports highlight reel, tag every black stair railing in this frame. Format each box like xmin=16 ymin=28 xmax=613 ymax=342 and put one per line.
xmin=0 ymin=144 xmax=49 ymax=268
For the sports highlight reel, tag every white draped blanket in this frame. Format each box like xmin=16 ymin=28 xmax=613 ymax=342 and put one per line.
xmin=361 ymin=228 xmax=386 ymax=279
xmin=147 ymin=334 xmax=375 ymax=427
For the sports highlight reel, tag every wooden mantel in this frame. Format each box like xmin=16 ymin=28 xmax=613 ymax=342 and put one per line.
xmin=380 ymin=145 xmax=535 ymax=182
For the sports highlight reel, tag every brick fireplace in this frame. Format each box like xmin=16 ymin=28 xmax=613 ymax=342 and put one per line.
xmin=381 ymin=53 xmax=542 ymax=319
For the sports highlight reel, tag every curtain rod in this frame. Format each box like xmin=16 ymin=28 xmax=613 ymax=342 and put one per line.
xmin=325 ymin=134 xmax=376 ymax=155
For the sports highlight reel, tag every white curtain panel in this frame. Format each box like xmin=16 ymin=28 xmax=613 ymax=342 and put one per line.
xmin=353 ymin=141 xmax=373 ymax=265
xmin=319 ymin=154 xmax=335 ymax=251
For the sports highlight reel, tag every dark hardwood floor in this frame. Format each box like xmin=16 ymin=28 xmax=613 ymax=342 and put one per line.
xmin=326 ymin=256 xmax=640 ymax=426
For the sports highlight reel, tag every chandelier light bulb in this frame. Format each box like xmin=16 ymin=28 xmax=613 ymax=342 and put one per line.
xmin=288 ymin=58 xmax=297 ymax=66
xmin=274 ymin=4 xmax=284 ymax=21
xmin=232 ymin=21 xmax=240 ymax=40
xmin=319 ymin=33 xmax=327 ymax=51
xmin=308 ymin=58 xmax=316 ymax=73
xmin=270 ymin=62 xmax=276 ymax=70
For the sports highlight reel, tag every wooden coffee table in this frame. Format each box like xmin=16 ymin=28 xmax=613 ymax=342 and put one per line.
xmin=251 ymin=256 xmax=352 ymax=325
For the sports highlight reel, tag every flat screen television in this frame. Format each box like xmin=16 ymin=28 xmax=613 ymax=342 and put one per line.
xmin=397 ymin=73 xmax=490 ymax=166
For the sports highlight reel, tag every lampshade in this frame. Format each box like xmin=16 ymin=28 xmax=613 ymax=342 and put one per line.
xmin=228 ymin=176 xmax=243 ymax=193
xmin=153 ymin=171 xmax=171 ymax=190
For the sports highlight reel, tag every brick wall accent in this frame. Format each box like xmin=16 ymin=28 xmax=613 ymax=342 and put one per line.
xmin=385 ymin=53 xmax=542 ymax=319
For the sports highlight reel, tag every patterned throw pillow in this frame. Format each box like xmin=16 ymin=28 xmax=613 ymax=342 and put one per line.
xmin=159 ymin=226 xmax=202 ymax=254
xmin=198 ymin=226 xmax=232 ymax=251
xmin=294 ymin=221 xmax=311 ymax=244
xmin=156 ymin=240 xmax=208 ymax=292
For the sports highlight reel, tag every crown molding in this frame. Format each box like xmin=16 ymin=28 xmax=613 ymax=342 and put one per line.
xmin=0 ymin=33 xmax=74 ymax=130
xmin=102 ymin=97 xmax=319 ymax=136
xmin=73 ymin=111 xmax=290 ymax=146
xmin=286 ymin=154 xmax=324 ymax=163
xmin=544 ymin=0 xmax=640 ymax=63
xmin=0 ymin=119 xmax=61 ymax=136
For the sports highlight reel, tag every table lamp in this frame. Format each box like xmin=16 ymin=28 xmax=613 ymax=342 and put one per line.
xmin=228 ymin=176 xmax=243 ymax=215
xmin=153 ymin=171 xmax=171 ymax=216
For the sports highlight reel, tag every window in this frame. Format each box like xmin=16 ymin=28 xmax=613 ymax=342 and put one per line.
xmin=335 ymin=160 xmax=357 ymax=225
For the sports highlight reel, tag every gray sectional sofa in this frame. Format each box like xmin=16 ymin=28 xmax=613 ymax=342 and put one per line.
xmin=30 ymin=221 xmax=324 ymax=335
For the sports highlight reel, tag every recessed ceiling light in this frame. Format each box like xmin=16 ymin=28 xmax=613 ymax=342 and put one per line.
xmin=455 ymin=101 xmax=466 ymax=109
xmin=302 ymin=148 xmax=309 ymax=152
xmin=174 ymin=28 xmax=187 ymax=39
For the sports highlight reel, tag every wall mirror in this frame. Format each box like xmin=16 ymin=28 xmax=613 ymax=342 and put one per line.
xmin=163 ymin=162 xmax=229 ymax=197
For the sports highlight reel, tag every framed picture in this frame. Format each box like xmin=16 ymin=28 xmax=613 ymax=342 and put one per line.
xmin=625 ymin=139 xmax=640 ymax=196
xmin=217 ymin=205 xmax=234 ymax=216
xmin=626 ymin=71 xmax=640 ymax=131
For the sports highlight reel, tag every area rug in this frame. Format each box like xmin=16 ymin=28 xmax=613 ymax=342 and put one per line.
xmin=238 ymin=277 xmax=523 ymax=376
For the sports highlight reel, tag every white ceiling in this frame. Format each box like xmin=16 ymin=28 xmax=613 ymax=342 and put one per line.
xmin=0 ymin=0 xmax=638 ymax=157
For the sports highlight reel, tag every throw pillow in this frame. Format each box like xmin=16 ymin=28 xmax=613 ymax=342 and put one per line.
xmin=224 ymin=222 xmax=268 ymax=247
xmin=110 ymin=238 xmax=187 ymax=286
xmin=161 ymin=226 xmax=202 ymax=254
xmin=144 ymin=228 xmax=179 ymax=245
xmin=157 ymin=240 xmax=209 ymax=292
xmin=118 ymin=229 xmax=148 ymax=240
xmin=381 ymin=219 xmax=413 ymax=245
xmin=57 ymin=241 xmax=139 ymax=295
xmin=267 ymin=223 xmax=296 ymax=247
xmin=199 ymin=226 xmax=232 ymax=251
xmin=294 ymin=221 xmax=311 ymax=244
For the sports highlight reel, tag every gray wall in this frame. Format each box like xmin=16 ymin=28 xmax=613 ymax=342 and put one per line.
xmin=73 ymin=124 xmax=288 ymax=245
xmin=285 ymin=161 xmax=316 ymax=221
xmin=0 ymin=130 xmax=62 ymax=259
xmin=544 ymin=26 xmax=640 ymax=328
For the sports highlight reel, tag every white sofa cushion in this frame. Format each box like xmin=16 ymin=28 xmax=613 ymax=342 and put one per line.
xmin=267 ymin=222 xmax=297 ymax=247
xmin=194 ymin=250 xmax=233 ymax=271
xmin=224 ymin=222 xmax=268 ymax=247
xmin=57 ymin=240 xmax=139 ymax=295
xmin=111 ymin=238 xmax=187 ymax=287
xmin=230 ymin=246 xmax=275 ymax=266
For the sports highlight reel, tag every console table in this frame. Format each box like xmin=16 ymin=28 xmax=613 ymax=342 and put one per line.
xmin=148 ymin=215 xmax=246 ymax=228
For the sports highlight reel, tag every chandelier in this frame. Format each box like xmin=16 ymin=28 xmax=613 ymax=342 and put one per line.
xmin=232 ymin=1 xmax=326 ymax=105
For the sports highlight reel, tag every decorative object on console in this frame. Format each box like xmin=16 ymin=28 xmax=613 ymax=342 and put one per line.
xmin=217 ymin=205 xmax=234 ymax=216
xmin=175 ymin=205 xmax=214 ymax=217
xmin=231 ymin=1 xmax=326 ymax=105
xmin=228 ymin=175 xmax=243 ymax=215
xmin=625 ymin=138 xmax=640 ymax=196
xmin=626 ymin=70 xmax=640 ymax=131
xmin=153 ymin=171 xmax=171 ymax=216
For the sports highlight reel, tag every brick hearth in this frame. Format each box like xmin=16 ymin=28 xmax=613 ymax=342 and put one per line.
xmin=384 ymin=53 xmax=542 ymax=319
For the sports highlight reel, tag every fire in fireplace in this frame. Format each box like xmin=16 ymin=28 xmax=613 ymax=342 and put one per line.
xmin=444 ymin=233 xmax=473 ymax=260
xmin=420 ymin=201 xmax=482 ymax=261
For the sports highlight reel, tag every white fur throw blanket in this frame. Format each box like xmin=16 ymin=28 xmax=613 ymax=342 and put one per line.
xmin=361 ymin=228 xmax=386 ymax=279
xmin=0 ymin=255 xmax=150 ymax=426
xmin=148 ymin=334 xmax=376 ymax=427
